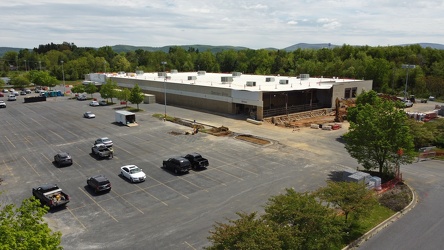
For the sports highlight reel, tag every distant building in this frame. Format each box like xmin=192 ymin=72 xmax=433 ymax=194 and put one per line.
xmin=85 ymin=71 xmax=372 ymax=120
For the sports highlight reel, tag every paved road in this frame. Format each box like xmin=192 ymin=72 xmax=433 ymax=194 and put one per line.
xmin=359 ymin=160 xmax=444 ymax=250
xmin=0 ymin=91 xmax=441 ymax=249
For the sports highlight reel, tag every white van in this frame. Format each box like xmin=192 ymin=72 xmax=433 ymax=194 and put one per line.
xmin=8 ymin=95 xmax=16 ymax=101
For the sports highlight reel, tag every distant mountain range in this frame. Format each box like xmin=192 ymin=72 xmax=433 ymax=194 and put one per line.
xmin=1 ymin=43 xmax=444 ymax=57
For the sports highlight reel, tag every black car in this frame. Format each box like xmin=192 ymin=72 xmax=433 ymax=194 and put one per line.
xmin=87 ymin=175 xmax=111 ymax=193
xmin=54 ymin=152 xmax=73 ymax=166
xmin=162 ymin=157 xmax=192 ymax=174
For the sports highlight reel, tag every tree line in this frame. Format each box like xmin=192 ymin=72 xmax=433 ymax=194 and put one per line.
xmin=1 ymin=42 xmax=444 ymax=99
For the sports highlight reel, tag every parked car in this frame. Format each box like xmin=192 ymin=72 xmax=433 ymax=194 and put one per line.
xmin=183 ymin=153 xmax=209 ymax=170
xmin=77 ymin=94 xmax=87 ymax=100
xmin=20 ymin=90 xmax=27 ymax=95
xmin=7 ymin=95 xmax=16 ymax=101
xmin=95 ymin=137 xmax=113 ymax=147
xmin=429 ymin=96 xmax=435 ymax=101
xmin=162 ymin=157 xmax=192 ymax=174
xmin=54 ymin=152 xmax=73 ymax=166
xmin=87 ymin=175 xmax=111 ymax=193
xmin=13 ymin=91 xmax=19 ymax=96
xmin=83 ymin=111 xmax=96 ymax=118
xmin=25 ymin=89 xmax=32 ymax=94
xmin=0 ymin=92 xmax=3 ymax=97
xmin=91 ymin=143 xmax=113 ymax=158
xmin=99 ymin=100 xmax=107 ymax=106
xmin=403 ymin=100 xmax=413 ymax=108
xmin=0 ymin=101 xmax=6 ymax=108
xmin=89 ymin=101 xmax=99 ymax=106
xmin=120 ymin=165 xmax=146 ymax=183
xmin=32 ymin=184 xmax=70 ymax=208
xmin=2 ymin=89 xmax=8 ymax=93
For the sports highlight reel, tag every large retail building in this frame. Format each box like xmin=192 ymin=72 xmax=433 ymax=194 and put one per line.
xmin=85 ymin=71 xmax=372 ymax=120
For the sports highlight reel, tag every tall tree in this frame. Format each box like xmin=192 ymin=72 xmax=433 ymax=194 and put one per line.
xmin=206 ymin=212 xmax=282 ymax=250
xmin=263 ymin=189 xmax=344 ymax=250
xmin=85 ymin=83 xmax=97 ymax=98
xmin=100 ymin=79 xmax=118 ymax=103
xmin=344 ymin=90 xmax=415 ymax=174
xmin=117 ymin=88 xmax=131 ymax=107
xmin=317 ymin=181 xmax=377 ymax=222
xmin=129 ymin=84 xmax=144 ymax=110
xmin=0 ymin=196 xmax=62 ymax=249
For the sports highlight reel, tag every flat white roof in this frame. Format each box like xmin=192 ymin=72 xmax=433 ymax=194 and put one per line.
xmin=107 ymin=72 xmax=361 ymax=92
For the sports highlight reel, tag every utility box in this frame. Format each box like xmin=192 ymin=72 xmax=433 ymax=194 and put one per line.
xmin=115 ymin=111 xmax=137 ymax=126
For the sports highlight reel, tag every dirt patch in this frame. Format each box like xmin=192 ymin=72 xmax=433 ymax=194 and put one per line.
xmin=206 ymin=126 xmax=232 ymax=136
xmin=168 ymin=131 xmax=183 ymax=135
xmin=235 ymin=134 xmax=271 ymax=145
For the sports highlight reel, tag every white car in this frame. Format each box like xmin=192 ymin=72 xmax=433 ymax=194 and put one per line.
xmin=83 ymin=111 xmax=96 ymax=118
xmin=89 ymin=101 xmax=99 ymax=106
xmin=120 ymin=165 xmax=146 ymax=183
xmin=0 ymin=101 xmax=6 ymax=108
xmin=95 ymin=137 xmax=113 ymax=147
xmin=8 ymin=95 xmax=16 ymax=101
xmin=403 ymin=100 xmax=413 ymax=108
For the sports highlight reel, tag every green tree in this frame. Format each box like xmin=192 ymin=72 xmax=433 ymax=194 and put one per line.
xmin=344 ymin=91 xmax=415 ymax=174
xmin=407 ymin=119 xmax=435 ymax=149
xmin=27 ymin=70 xmax=58 ymax=89
xmin=9 ymin=75 xmax=31 ymax=89
xmin=317 ymin=181 xmax=377 ymax=222
xmin=0 ymin=78 xmax=5 ymax=89
xmin=117 ymin=88 xmax=131 ymax=107
xmin=0 ymin=196 xmax=62 ymax=249
xmin=129 ymin=84 xmax=144 ymax=110
xmin=206 ymin=212 xmax=282 ymax=250
xmin=85 ymin=83 xmax=97 ymax=98
xmin=263 ymin=189 xmax=343 ymax=250
xmin=70 ymin=84 xmax=85 ymax=95
xmin=100 ymin=79 xmax=118 ymax=103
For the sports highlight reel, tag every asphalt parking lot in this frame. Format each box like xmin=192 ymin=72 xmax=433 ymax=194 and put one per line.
xmin=0 ymin=92 xmax=440 ymax=249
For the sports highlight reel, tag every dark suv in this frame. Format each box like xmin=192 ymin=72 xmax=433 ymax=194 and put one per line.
xmin=87 ymin=175 xmax=111 ymax=193
xmin=54 ymin=152 xmax=73 ymax=166
xmin=162 ymin=157 xmax=192 ymax=174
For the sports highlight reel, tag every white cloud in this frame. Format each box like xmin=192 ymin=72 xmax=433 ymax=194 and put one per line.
xmin=0 ymin=0 xmax=443 ymax=49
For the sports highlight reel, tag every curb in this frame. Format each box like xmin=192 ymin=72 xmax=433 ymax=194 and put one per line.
xmin=343 ymin=182 xmax=418 ymax=249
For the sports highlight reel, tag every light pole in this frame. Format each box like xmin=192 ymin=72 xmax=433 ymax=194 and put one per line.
xmin=61 ymin=61 xmax=65 ymax=94
xmin=402 ymin=64 xmax=415 ymax=100
xmin=161 ymin=61 xmax=167 ymax=120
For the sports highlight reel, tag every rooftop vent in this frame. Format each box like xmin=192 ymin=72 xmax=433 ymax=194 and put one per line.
xmin=197 ymin=71 xmax=206 ymax=75
xmin=136 ymin=70 xmax=144 ymax=75
xmin=171 ymin=69 xmax=178 ymax=74
xmin=221 ymin=76 xmax=234 ymax=83
xmin=188 ymin=76 xmax=197 ymax=80
xmin=158 ymin=72 xmax=166 ymax=77
xmin=266 ymin=77 xmax=275 ymax=82
xmin=232 ymin=72 xmax=242 ymax=77
xmin=299 ymin=74 xmax=310 ymax=80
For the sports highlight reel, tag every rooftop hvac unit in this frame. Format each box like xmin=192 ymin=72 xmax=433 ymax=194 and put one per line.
xmin=246 ymin=81 xmax=256 ymax=87
xmin=299 ymin=74 xmax=310 ymax=80
xmin=136 ymin=70 xmax=144 ymax=75
xmin=279 ymin=79 xmax=289 ymax=84
xmin=197 ymin=71 xmax=206 ymax=75
xmin=171 ymin=69 xmax=178 ymax=74
xmin=221 ymin=76 xmax=233 ymax=83
xmin=266 ymin=77 xmax=275 ymax=82
xmin=188 ymin=76 xmax=197 ymax=80
xmin=158 ymin=72 xmax=166 ymax=77
xmin=165 ymin=76 xmax=171 ymax=80
xmin=232 ymin=72 xmax=242 ymax=77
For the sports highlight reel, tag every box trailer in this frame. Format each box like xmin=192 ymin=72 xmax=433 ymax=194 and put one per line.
xmin=115 ymin=111 xmax=137 ymax=126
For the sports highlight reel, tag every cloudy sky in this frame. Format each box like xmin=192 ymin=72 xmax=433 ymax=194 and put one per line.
xmin=1 ymin=0 xmax=443 ymax=49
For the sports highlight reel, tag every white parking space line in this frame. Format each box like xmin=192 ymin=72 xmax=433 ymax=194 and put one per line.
xmin=108 ymin=190 xmax=145 ymax=214
xmin=66 ymin=207 xmax=87 ymax=229
xmin=22 ymin=156 xmax=40 ymax=176
xmin=209 ymin=166 xmax=244 ymax=181
xmin=192 ymin=171 xmax=227 ymax=186
xmin=183 ymin=241 xmax=197 ymax=250
xmin=177 ymin=175 xmax=209 ymax=192
xmin=134 ymin=185 xmax=168 ymax=206
xmin=145 ymin=175 xmax=190 ymax=199
xmin=78 ymin=187 xmax=119 ymax=222
xmin=4 ymin=135 xmax=16 ymax=148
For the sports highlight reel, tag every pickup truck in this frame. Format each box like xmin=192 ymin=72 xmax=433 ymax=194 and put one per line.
xmin=91 ymin=143 xmax=114 ymax=158
xmin=32 ymin=184 xmax=70 ymax=208
xmin=183 ymin=153 xmax=209 ymax=170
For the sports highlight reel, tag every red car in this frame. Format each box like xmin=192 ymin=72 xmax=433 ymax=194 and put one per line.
xmin=0 ymin=92 xmax=4 ymax=97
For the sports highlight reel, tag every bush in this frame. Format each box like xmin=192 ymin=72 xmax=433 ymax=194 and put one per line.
xmin=378 ymin=182 xmax=412 ymax=212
